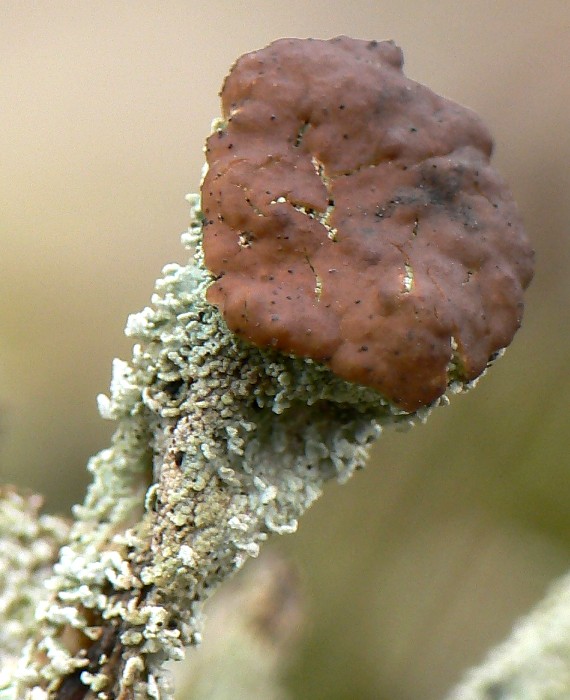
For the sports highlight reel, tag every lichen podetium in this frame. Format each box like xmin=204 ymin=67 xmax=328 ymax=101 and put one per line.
xmin=10 ymin=195 xmax=433 ymax=699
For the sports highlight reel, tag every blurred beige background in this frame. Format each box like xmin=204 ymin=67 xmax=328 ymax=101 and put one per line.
xmin=1 ymin=2 xmax=569 ymax=698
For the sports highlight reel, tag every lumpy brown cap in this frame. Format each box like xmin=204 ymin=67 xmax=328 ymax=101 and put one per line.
xmin=201 ymin=37 xmax=534 ymax=412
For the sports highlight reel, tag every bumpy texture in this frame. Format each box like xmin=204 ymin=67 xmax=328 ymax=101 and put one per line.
xmin=202 ymin=36 xmax=534 ymax=411
xmin=11 ymin=198 xmax=423 ymax=699
xmin=0 ymin=489 xmax=69 ymax=691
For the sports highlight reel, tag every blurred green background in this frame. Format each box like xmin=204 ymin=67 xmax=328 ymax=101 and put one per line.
xmin=1 ymin=2 xmax=568 ymax=698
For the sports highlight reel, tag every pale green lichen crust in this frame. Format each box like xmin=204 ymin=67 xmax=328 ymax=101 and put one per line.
xmin=0 ymin=489 xmax=69 ymax=693
xmin=446 ymin=571 xmax=570 ymax=700
xmin=10 ymin=195 xmax=457 ymax=699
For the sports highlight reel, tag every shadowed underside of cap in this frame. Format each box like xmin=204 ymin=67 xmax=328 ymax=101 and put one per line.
xmin=201 ymin=36 xmax=534 ymax=412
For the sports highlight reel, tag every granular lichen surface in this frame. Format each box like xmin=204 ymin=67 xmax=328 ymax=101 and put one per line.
xmin=9 ymin=197 xmax=426 ymax=699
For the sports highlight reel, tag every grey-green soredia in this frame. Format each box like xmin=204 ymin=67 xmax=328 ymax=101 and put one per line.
xmin=7 ymin=195 xmax=444 ymax=699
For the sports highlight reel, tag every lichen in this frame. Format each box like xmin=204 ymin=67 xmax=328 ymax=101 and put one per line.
xmin=0 ymin=489 xmax=69 ymax=692
xmin=7 ymin=194 xmax=452 ymax=699
xmin=202 ymin=37 xmax=534 ymax=412
xmin=446 ymin=571 xmax=570 ymax=700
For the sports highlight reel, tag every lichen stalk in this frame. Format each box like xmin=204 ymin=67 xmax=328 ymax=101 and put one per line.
xmin=7 ymin=195 xmax=428 ymax=699
xmin=171 ymin=552 xmax=302 ymax=700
